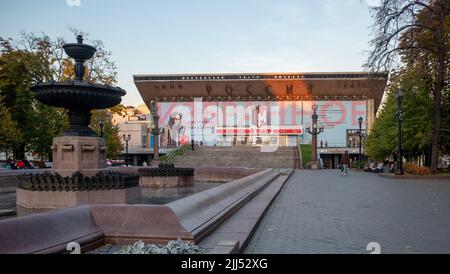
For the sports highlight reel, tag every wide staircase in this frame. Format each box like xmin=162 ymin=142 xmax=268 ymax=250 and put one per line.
xmin=173 ymin=146 xmax=301 ymax=169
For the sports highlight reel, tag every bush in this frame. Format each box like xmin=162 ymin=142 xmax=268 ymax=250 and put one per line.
xmin=403 ymin=162 xmax=432 ymax=175
xmin=115 ymin=239 xmax=205 ymax=254
xmin=351 ymin=161 xmax=365 ymax=169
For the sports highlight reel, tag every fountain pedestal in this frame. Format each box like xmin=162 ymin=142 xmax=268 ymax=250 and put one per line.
xmin=52 ymin=136 xmax=107 ymax=177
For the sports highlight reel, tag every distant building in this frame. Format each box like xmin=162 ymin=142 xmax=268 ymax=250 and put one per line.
xmin=133 ymin=71 xmax=388 ymax=168
xmin=112 ymin=105 xmax=150 ymax=126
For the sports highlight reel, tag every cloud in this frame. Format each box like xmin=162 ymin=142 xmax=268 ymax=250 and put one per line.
xmin=66 ymin=0 xmax=81 ymax=7
xmin=366 ymin=0 xmax=382 ymax=8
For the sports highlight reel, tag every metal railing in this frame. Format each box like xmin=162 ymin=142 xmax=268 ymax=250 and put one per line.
xmin=160 ymin=145 xmax=191 ymax=164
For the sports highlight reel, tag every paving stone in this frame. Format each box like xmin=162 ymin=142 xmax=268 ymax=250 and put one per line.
xmin=245 ymin=170 xmax=450 ymax=254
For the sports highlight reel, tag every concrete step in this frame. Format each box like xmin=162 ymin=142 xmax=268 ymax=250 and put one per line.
xmin=184 ymin=151 xmax=296 ymax=157
xmin=194 ymin=147 xmax=296 ymax=153
xmin=175 ymin=146 xmax=301 ymax=169
xmin=175 ymin=157 xmax=296 ymax=169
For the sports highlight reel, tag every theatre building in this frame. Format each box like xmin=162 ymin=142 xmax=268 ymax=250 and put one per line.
xmin=134 ymin=72 xmax=388 ymax=168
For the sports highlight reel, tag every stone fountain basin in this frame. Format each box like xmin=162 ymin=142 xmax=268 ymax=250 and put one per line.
xmin=31 ymin=81 xmax=126 ymax=110
xmin=63 ymin=43 xmax=96 ymax=60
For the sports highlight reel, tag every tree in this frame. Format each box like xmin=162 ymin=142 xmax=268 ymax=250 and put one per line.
xmin=29 ymin=103 xmax=67 ymax=161
xmin=90 ymin=109 xmax=123 ymax=159
xmin=365 ymin=67 xmax=440 ymax=164
xmin=365 ymin=0 xmax=449 ymax=173
xmin=0 ymin=96 xmax=22 ymax=156
xmin=0 ymin=50 xmax=53 ymax=159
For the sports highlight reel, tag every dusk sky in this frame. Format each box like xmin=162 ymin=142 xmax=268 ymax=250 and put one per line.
xmin=0 ymin=0 xmax=382 ymax=106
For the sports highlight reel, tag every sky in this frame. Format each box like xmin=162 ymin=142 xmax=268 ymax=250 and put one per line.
xmin=0 ymin=0 xmax=382 ymax=107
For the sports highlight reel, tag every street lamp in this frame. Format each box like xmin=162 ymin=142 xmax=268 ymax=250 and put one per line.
xmin=99 ymin=120 xmax=105 ymax=138
xmin=396 ymin=89 xmax=404 ymax=175
xmin=305 ymin=104 xmax=325 ymax=169
xmin=150 ymin=101 xmax=164 ymax=164
xmin=358 ymin=116 xmax=364 ymax=162
xmin=122 ymin=134 xmax=131 ymax=167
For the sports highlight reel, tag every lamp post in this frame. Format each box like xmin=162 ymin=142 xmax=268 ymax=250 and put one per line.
xmin=150 ymin=101 xmax=164 ymax=164
xmin=396 ymin=89 xmax=404 ymax=175
xmin=99 ymin=120 xmax=105 ymax=138
xmin=122 ymin=134 xmax=131 ymax=167
xmin=358 ymin=116 xmax=363 ymax=162
xmin=305 ymin=104 xmax=324 ymax=169
xmin=191 ymin=122 xmax=195 ymax=151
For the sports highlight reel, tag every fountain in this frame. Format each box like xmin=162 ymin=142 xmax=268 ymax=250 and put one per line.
xmin=16 ymin=35 xmax=139 ymax=213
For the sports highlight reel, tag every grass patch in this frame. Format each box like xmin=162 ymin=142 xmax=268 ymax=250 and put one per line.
xmin=160 ymin=145 xmax=191 ymax=164
xmin=300 ymin=144 xmax=312 ymax=169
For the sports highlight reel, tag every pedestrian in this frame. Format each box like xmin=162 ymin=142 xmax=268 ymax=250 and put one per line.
xmin=340 ymin=151 xmax=350 ymax=176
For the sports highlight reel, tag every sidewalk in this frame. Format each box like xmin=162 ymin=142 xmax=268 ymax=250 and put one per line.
xmin=245 ymin=170 xmax=450 ymax=254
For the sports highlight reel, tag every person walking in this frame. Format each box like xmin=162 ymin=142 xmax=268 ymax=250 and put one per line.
xmin=340 ymin=151 xmax=350 ymax=176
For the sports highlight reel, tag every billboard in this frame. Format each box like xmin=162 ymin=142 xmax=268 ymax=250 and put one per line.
xmin=157 ymin=100 xmax=366 ymax=147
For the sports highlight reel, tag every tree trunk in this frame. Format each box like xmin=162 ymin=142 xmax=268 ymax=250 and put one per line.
xmin=14 ymin=143 xmax=26 ymax=160
xmin=425 ymin=147 xmax=432 ymax=167
xmin=431 ymin=0 xmax=447 ymax=174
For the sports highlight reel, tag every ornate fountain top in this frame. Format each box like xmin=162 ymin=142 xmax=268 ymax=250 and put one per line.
xmin=76 ymin=35 xmax=83 ymax=44
xmin=63 ymin=35 xmax=96 ymax=81
xmin=31 ymin=35 xmax=125 ymax=136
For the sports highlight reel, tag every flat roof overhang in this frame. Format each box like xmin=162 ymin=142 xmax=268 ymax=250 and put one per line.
xmin=133 ymin=72 xmax=388 ymax=111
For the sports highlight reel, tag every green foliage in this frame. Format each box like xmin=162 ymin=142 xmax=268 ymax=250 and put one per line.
xmin=0 ymin=96 xmax=22 ymax=152
xmin=365 ymin=69 xmax=436 ymax=161
xmin=29 ymin=103 xmax=67 ymax=161
xmin=351 ymin=161 xmax=365 ymax=169
xmin=0 ymin=49 xmax=54 ymax=159
xmin=161 ymin=145 xmax=191 ymax=164
xmin=90 ymin=110 xmax=123 ymax=159
xmin=300 ymin=144 xmax=312 ymax=168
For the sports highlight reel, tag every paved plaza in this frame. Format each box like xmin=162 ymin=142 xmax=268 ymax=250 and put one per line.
xmin=246 ymin=170 xmax=450 ymax=254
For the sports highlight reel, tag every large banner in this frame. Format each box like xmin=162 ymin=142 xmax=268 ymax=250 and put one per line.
xmin=157 ymin=100 xmax=366 ymax=147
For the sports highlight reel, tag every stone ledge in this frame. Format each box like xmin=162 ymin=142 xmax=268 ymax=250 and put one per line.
xmin=16 ymin=187 xmax=140 ymax=210
xmin=0 ymin=209 xmax=16 ymax=218
xmin=208 ymin=240 xmax=240 ymax=254
xmin=167 ymin=169 xmax=281 ymax=243
xmin=379 ymin=174 xmax=450 ymax=180
xmin=90 ymin=205 xmax=193 ymax=245
xmin=193 ymin=166 xmax=263 ymax=183
xmin=139 ymin=176 xmax=194 ymax=188
xmin=0 ymin=206 xmax=105 ymax=254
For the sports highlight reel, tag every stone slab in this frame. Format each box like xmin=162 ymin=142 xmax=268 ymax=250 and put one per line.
xmin=90 ymin=205 xmax=193 ymax=245
xmin=0 ymin=205 xmax=105 ymax=254
xmin=139 ymin=176 xmax=194 ymax=188
xmin=379 ymin=174 xmax=450 ymax=180
xmin=16 ymin=187 xmax=140 ymax=210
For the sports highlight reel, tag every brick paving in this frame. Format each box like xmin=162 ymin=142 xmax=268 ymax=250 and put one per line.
xmin=245 ymin=170 xmax=450 ymax=254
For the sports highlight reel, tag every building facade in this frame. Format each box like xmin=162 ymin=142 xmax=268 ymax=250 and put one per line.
xmin=133 ymin=72 xmax=388 ymax=167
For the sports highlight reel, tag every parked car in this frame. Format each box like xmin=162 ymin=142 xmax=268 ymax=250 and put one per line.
xmin=108 ymin=160 xmax=126 ymax=167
